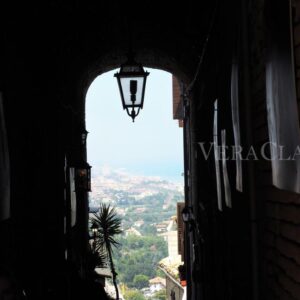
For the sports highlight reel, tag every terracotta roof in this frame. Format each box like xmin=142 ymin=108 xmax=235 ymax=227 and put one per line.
xmin=149 ymin=277 xmax=166 ymax=286
xmin=125 ymin=227 xmax=142 ymax=236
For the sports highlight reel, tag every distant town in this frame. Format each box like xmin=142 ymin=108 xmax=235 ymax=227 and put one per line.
xmin=90 ymin=166 xmax=183 ymax=205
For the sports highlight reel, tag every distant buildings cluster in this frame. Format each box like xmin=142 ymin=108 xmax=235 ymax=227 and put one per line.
xmin=89 ymin=167 xmax=184 ymax=207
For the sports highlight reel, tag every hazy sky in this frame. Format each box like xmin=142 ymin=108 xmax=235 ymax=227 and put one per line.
xmin=86 ymin=68 xmax=183 ymax=181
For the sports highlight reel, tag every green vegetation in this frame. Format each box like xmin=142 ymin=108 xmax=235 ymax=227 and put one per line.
xmin=114 ymin=235 xmax=168 ymax=288
xmin=155 ymin=268 xmax=165 ymax=278
xmin=119 ymin=191 xmax=179 ymax=235
xmin=124 ymin=290 xmax=146 ymax=300
xmin=150 ymin=289 xmax=166 ymax=300
xmin=133 ymin=275 xmax=149 ymax=289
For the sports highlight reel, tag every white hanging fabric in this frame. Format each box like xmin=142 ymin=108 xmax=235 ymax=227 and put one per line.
xmin=221 ymin=129 xmax=232 ymax=208
xmin=266 ymin=0 xmax=300 ymax=193
xmin=231 ymin=59 xmax=243 ymax=192
xmin=213 ymin=100 xmax=222 ymax=211
xmin=0 ymin=93 xmax=10 ymax=221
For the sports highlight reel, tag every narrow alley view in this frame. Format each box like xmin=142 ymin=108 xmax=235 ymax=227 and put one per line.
xmin=2 ymin=2 xmax=300 ymax=300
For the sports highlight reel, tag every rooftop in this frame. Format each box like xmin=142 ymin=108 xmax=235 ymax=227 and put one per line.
xmin=149 ymin=277 xmax=166 ymax=286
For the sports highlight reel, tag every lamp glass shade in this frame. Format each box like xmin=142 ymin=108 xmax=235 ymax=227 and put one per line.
xmin=119 ymin=76 xmax=144 ymax=107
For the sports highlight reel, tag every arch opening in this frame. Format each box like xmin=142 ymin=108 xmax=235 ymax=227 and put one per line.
xmin=85 ymin=68 xmax=186 ymax=298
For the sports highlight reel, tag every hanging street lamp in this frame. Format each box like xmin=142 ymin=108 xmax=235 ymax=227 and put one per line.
xmin=114 ymin=53 xmax=149 ymax=122
xmin=80 ymin=127 xmax=89 ymax=147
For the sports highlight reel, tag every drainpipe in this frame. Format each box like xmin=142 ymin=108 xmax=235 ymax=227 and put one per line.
xmin=182 ymin=86 xmax=194 ymax=300
xmin=241 ymin=1 xmax=259 ymax=300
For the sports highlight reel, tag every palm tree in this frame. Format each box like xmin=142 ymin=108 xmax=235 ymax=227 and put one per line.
xmin=92 ymin=204 xmax=122 ymax=300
